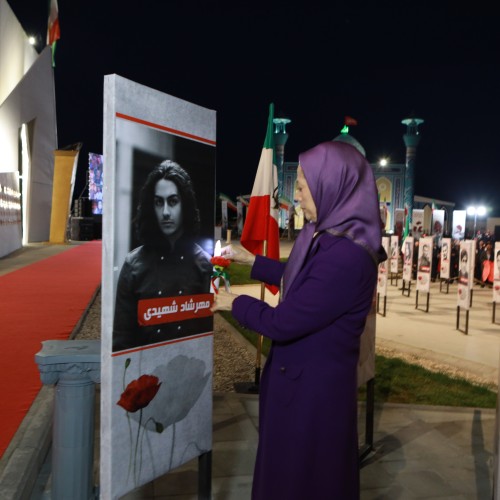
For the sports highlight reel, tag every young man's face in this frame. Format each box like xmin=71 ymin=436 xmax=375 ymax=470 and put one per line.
xmin=154 ymin=179 xmax=183 ymax=240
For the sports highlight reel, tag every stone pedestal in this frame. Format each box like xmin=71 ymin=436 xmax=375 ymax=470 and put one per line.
xmin=35 ymin=340 xmax=100 ymax=500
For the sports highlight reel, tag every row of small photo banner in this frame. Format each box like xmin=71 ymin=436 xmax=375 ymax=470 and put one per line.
xmin=407 ymin=208 xmax=466 ymax=241
xmin=399 ymin=236 xmax=500 ymax=307
xmin=381 ymin=236 xmax=500 ymax=316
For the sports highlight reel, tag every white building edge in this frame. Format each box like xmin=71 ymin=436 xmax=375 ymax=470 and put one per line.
xmin=0 ymin=0 xmax=57 ymax=257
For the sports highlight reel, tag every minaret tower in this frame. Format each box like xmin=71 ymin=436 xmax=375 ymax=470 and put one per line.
xmin=273 ymin=116 xmax=291 ymax=228
xmin=401 ymin=115 xmax=424 ymax=233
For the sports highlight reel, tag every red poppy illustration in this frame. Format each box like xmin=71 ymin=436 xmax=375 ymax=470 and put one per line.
xmin=117 ymin=374 xmax=162 ymax=413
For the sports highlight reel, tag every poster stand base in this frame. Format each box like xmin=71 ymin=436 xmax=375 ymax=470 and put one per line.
xmin=234 ymin=367 xmax=261 ymax=394
xmin=390 ymin=272 xmax=399 ymax=287
xmin=415 ymin=290 xmax=430 ymax=312
xmin=456 ymin=306 xmax=469 ymax=334
xmin=401 ymin=280 xmax=411 ymax=297
xmin=440 ymin=278 xmax=450 ymax=294
xmin=376 ymin=293 xmax=386 ymax=317
xmin=234 ymin=382 xmax=260 ymax=394
xmin=359 ymin=378 xmax=375 ymax=464
xmin=493 ymin=302 xmax=500 ymax=325
xmin=198 ymin=451 xmax=212 ymax=500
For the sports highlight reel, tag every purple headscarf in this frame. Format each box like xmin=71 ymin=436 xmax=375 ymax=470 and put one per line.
xmin=282 ymin=141 xmax=384 ymax=298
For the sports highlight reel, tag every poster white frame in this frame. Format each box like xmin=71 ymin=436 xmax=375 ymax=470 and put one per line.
xmin=101 ymin=75 xmax=216 ymax=499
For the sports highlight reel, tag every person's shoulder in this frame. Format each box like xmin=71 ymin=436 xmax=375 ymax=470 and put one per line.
xmin=317 ymin=233 xmax=372 ymax=264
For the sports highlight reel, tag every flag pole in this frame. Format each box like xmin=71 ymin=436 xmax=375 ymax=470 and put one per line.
xmin=254 ymin=240 xmax=268 ymax=387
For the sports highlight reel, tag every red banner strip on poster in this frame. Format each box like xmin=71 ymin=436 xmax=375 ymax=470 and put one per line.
xmin=116 ymin=112 xmax=216 ymax=146
xmin=137 ymin=293 xmax=213 ymax=326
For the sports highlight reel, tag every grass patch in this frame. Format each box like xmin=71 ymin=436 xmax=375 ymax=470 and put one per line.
xmin=226 ymin=258 xmax=288 ymax=286
xmin=220 ymin=315 xmax=497 ymax=408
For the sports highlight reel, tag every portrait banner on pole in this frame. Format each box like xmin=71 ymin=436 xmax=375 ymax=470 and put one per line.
xmin=412 ymin=209 xmax=424 ymax=240
xmin=416 ymin=236 xmax=433 ymax=292
xmin=432 ymin=209 xmax=444 ymax=247
xmin=377 ymin=236 xmax=390 ymax=297
xmin=101 ymin=75 xmax=216 ymax=499
xmin=221 ymin=200 xmax=228 ymax=230
xmin=452 ymin=210 xmax=466 ymax=240
xmin=402 ymin=236 xmax=414 ymax=282
xmin=494 ymin=242 xmax=500 ymax=304
xmin=394 ymin=208 xmax=405 ymax=239
xmin=457 ymin=240 xmax=473 ymax=309
xmin=237 ymin=200 xmax=243 ymax=235
xmin=440 ymin=237 xmax=452 ymax=280
xmin=390 ymin=235 xmax=399 ymax=274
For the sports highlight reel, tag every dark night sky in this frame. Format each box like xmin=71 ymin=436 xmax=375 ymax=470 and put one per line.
xmin=9 ymin=1 xmax=500 ymax=215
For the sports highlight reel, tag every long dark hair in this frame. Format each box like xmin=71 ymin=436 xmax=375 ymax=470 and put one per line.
xmin=135 ymin=160 xmax=200 ymax=246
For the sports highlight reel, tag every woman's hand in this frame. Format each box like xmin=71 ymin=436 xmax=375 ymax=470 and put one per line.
xmin=221 ymin=243 xmax=256 ymax=266
xmin=211 ymin=289 xmax=239 ymax=312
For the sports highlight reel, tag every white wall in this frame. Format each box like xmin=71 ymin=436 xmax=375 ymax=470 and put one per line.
xmin=0 ymin=0 xmax=38 ymax=105
xmin=0 ymin=1 xmax=57 ymax=253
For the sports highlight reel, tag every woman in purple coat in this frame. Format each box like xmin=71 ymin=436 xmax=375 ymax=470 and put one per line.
xmin=213 ymin=141 xmax=385 ymax=499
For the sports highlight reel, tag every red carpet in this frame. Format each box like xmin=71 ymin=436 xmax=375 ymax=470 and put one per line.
xmin=0 ymin=241 xmax=101 ymax=457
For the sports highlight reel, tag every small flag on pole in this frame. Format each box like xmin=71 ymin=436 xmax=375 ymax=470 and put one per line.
xmin=240 ymin=103 xmax=280 ymax=294
xmin=47 ymin=0 xmax=60 ymax=67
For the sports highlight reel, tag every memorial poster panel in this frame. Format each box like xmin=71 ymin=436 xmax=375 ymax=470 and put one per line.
xmin=452 ymin=210 xmax=466 ymax=240
xmin=494 ymin=242 xmax=500 ymax=304
xmin=237 ymin=200 xmax=243 ymax=235
xmin=101 ymin=75 xmax=216 ymax=499
xmin=390 ymin=235 xmax=399 ymax=274
xmin=402 ymin=236 xmax=414 ymax=282
xmin=432 ymin=209 xmax=445 ymax=247
xmin=394 ymin=208 xmax=404 ymax=239
xmin=221 ymin=199 xmax=228 ymax=230
xmin=457 ymin=240 xmax=473 ymax=309
xmin=412 ymin=209 xmax=424 ymax=240
xmin=440 ymin=237 xmax=452 ymax=280
xmin=416 ymin=236 xmax=433 ymax=292
xmin=0 ymin=172 xmax=22 ymax=256
xmin=377 ymin=236 xmax=390 ymax=296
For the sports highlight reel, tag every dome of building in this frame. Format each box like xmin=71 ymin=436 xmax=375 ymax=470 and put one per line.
xmin=332 ymin=133 xmax=366 ymax=158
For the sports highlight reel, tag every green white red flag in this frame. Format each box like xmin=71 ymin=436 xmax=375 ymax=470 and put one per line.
xmin=240 ymin=103 xmax=280 ymax=293
xmin=47 ymin=0 xmax=60 ymax=66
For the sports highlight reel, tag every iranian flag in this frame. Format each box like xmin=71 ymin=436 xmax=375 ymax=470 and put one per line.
xmin=241 ymin=103 xmax=280 ymax=293
xmin=47 ymin=0 xmax=60 ymax=66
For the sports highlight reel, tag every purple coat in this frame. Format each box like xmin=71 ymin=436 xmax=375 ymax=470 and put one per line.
xmin=232 ymin=233 xmax=377 ymax=500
